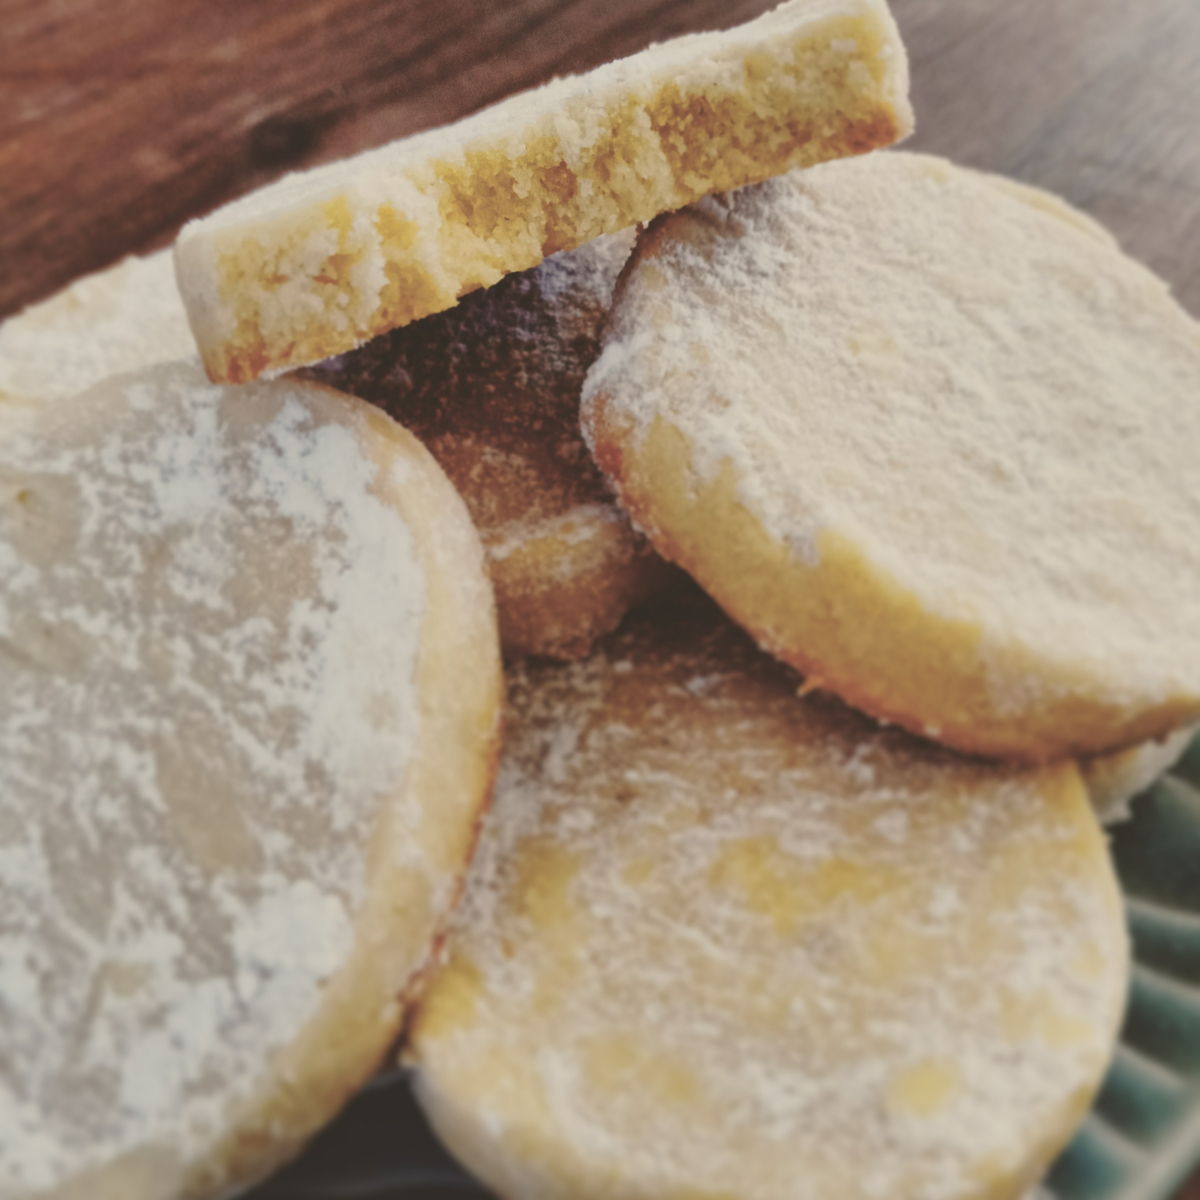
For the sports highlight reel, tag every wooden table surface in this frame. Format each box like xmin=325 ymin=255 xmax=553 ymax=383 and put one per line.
xmin=5 ymin=0 xmax=1200 ymax=1195
xmin=4 ymin=0 xmax=1200 ymax=321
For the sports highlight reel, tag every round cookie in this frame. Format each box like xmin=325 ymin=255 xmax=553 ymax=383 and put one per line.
xmin=0 ymin=251 xmax=194 ymax=406
xmin=407 ymin=600 xmax=1128 ymax=1200
xmin=581 ymin=151 xmax=1200 ymax=762
xmin=0 ymin=363 xmax=502 ymax=1199
xmin=307 ymin=231 xmax=674 ymax=661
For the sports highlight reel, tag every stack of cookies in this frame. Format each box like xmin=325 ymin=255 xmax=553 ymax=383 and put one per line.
xmin=3 ymin=0 xmax=1198 ymax=1197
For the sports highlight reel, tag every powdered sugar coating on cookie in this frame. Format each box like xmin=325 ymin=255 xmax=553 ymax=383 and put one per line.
xmin=1082 ymin=724 xmax=1198 ymax=824
xmin=0 ymin=252 xmax=194 ymax=405
xmin=582 ymin=152 xmax=1200 ymax=759
xmin=175 ymin=0 xmax=912 ymax=382
xmin=408 ymin=603 xmax=1127 ymax=1200
xmin=0 ymin=364 xmax=436 ymax=1197
xmin=307 ymin=231 xmax=672 ymax=659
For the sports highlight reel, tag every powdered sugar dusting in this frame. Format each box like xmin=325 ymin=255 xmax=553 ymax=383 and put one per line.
xmin=0 ymin=251 xmax=195 ymax=404
xmin=0 ymin=362 xmax=425 ymax=1195
xmin=174 ymin=0 xmax=911 ymax=382
xmin=581 ymin=153 xmax=1200 ymax=710
xmin=184 ymin=0 xmax=898 ymax=234
xmin=305 ymin=230 xmax=666 ymax=658
xmin=414 ymin=604 xmax=1127 ymax=1199
xmin=1082 ymin=722 xmax=1199 ymax=825
xmin=306 ymin=232 xmax=636 ymax=549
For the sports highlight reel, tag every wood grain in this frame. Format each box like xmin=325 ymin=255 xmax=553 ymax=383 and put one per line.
xmin=5 ymin=0 xmax=1200 ymax=1195
xmin=4 ymin=0 xmax=1200 ymax=320
xmin=0 ymin=0 xmax=774 ymax=318
xmin=898 ymin=0 xmax=1200 ymax=316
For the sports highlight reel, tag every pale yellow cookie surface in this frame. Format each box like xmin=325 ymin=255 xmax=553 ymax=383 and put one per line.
xmin=408 ymin=601 xmax=1127 ymax=1200
xmin=0 ymin=364 xmax=501 ymax=1200
xmin=0 ymin=251 xmax=194 ymax=406
xmin=1081 ymin=724 xmax=1198 ymax=824
xmin=308 ymin=232 xmax=673 ymax=660
xmin=582 ymin=152 xmax=1200 ymax=761
xmin=174 ymin=0 xmax=912 ymax=383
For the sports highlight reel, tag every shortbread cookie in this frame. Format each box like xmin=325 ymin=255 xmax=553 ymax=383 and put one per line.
xmin=0 ymin=251 xmax=193 ymax=404
xmin=307 ymin=231 xmax=672 ymax=660
xmin=1082 ymin=724 xmax=1198 ymax=824
xmin=0 ymin=363 xmax=502 ymax=1199
xmin=174 ymin=0 xmax=913 ymax=383
xmin=407 ymin=601 xmax=1128 ymax=1200
xmin=582 ymin=152 xmax=1200 ymax=761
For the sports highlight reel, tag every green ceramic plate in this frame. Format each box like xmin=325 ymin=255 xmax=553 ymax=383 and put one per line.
xmin=1048 ymin=733 xmax=1200 ymax=1200
xmin=249 ymin=733 xmax=1200 ymax=1200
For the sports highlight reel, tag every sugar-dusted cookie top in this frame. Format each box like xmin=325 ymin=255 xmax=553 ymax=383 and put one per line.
xmin=0 ymin=363 xmax=501 ymax=1199
xmin=175 ymin=0 xmax=913 ymax=383
xmin=582 ymin=151 xmax=1200 ymax=761
xmin=307 ymin=230 xmax=672 ymax=660
xmin=0 ymin=251 xmax=194 ymax=405
xmin=407 ymin=600 xmax=1127 ymax=1200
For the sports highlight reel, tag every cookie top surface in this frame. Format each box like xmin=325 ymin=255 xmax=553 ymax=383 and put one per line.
xmin=582 ymin=151 xmax=1200 ymax=759
xmin=0 ymin=364 xmax=496 ymax=1198
xmin=174 ymin=0 xmax=912 ymax=382
xmin=308 ymin=230 xmax=667 ymax=659
xmin=408 ymin=602 xmax=1128 ymax=1200
xmin=0 ymin=252 xmax=194 ymax=404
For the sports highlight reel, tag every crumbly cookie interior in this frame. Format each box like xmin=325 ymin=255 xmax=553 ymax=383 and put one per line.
xmin=176 ymin=0 xmax=912 ymax=381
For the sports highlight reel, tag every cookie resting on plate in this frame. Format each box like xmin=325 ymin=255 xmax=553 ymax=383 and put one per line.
xmin=407 ymin=599 xmax=1127 ymax=1200
xmin=582 ymin=151 xmax=1200 ymax=762
xmin=0 ymin=363 xmax=501 ymax=1200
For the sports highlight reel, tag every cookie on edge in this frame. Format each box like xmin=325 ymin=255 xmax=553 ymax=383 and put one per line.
xmin=0 ymin=363 xmax=502 ymax=1199
xmin=307 ymin=231 xmax=674 ymax=660
xmin=174 ymin=0 xmax=913 ymax=383
xmin=582 ymin=152 xmax=1200 ymax=761
xmin=406 ymin=600 xmax=1128 ymax=1200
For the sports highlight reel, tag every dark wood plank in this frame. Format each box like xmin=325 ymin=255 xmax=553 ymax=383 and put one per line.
xmin=0 ymin=0 xmax=774 ymax=319
xmin=5 ymin=0 xmax=1200 ymax=316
